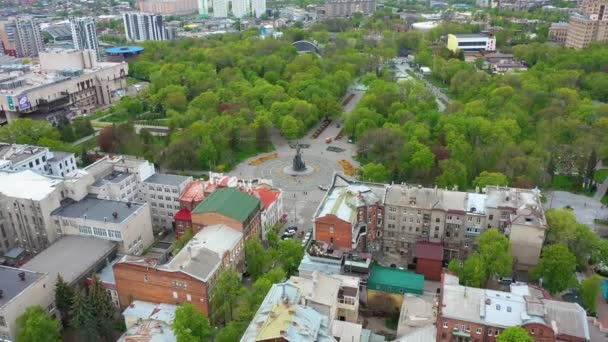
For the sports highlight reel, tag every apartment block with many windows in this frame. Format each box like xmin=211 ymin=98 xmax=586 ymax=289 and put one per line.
xmin=139 ymin=173 xmax=192 ymax=231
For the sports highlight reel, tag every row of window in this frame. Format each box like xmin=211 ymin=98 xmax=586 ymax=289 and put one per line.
xmin=149 ymin=196 xmax=179 ymax=202
xmin=147 ymin=186 xmax=179 ymax=193
xmin=78 ymin=225 xmax=122 ymax=240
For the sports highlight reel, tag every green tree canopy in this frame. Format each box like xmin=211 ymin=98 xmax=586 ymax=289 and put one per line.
xmin=532 ymin=244 xmax=577 ymax=294
xmin=581 ymin=275 xmax=602 ymax=314
xmin=473 ymin=171 xmax=509 ymax=188
xmin=477 ymin=228 xmax=513 ymax=280
xmin=172 ymin=303 xmax=213 ymax=342
xmin=16 ymin=306 xmax=62 ymax=342
xmin=360 ymin=162 xmax=391 ymax=183
xmin=496 ymin=326 xmax=533 ymax=342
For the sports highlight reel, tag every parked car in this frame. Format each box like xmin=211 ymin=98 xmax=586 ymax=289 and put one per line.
xmin=498 ymin=276 xmax=514 ymax=285
xmin=281 ymin=233 xmax=293 ymax=240
xmin=304 ymin=232 xmax=311 ymax=240
xmin=318 ymin=185 xmax=328 ymax=191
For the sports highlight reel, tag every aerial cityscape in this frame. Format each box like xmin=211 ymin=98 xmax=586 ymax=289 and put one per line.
xmin=0 ymin=0 xmax=607 ymax=341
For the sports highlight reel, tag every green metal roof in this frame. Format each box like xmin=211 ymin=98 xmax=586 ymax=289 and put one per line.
xmin=192 ymin=188 xmax=261 ymax=223
xmin=367 ymin=264 xmax=425 ymax=295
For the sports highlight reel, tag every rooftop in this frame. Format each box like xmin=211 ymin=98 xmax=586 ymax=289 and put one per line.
xmin=413 ymin=241 xmax=444 ymax=261
xmin=0 ymin=143 xmax=48 ymax=164
xmin=253 ymin=187 xmax=280 ymax=209
xmin=91 ymin=171 xmax=131 ymax=186
xmin=316 ymin=174 xmax=385 ymax=224
xmin=0 ymin=169 xmax=61 ymax=200
xmin=160 ymin=224 xmax=243 ymax=282
xmin=453 ymin=33 xmax=491 ymax=38
xmin=179 ymin=180 xmax=206 ymax=204
xmin=298 ymin=254 xmax=342 ymax=275
xmin=96 ymin=257 xmax=121 ymax=286
xmin=106 ymin=46 xmax=144 ymax=54
xmin=397 ymin=294 xmax=436 ymax=337
xmin=118 ymin=319 xmax=176 ymax=342
xmin=0 ymin=266 xmax=45 ymax=307
xmin=122 ymin=301 xmax=177 ymax=325
xmin=23 ymin=236 xmax=116 ymax=285
xmin=52 ymin=196 xmax=145 ymax=224
xmin=368 ymin=264 xmax=425 ymax=295
xmin=255 ymin=303 xmax=332 ymax=342
xmin=289 ymin=272 xmax=342 ymax=308
xmin=192 ymin=187 xmax=261 ymax=223
xmin=142 ymin=173 xmax=190 ymax=187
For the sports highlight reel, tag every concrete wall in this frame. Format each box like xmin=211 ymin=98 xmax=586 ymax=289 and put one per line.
xmin=39 ymin=49 xmax=98 ymax=71
xmin=509 ymin=223 xmax=544 ymax=270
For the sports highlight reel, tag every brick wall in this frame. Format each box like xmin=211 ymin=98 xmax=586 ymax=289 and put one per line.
xmin=315 ymin=214 xmax=352 ymax=250
xmin=415 ymin=258 xmax=443 ymax=281
xmin=522 ymin=322 xmax=556 ymax=342
xmin=113 ymin=262 xmax=210 ymax=315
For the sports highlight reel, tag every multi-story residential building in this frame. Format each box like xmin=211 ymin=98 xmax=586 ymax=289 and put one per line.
xmin=0 ymin=50 xmax=128 ymax=122
xmin=324 ymin=0 xmax=376 ymax=17
xmin=213 ymin=0 xmax=229 ymax=17
xmin=565 ymin=0 xmax=608 ymax=48
xmin=437 ymin=272 xmax=590 ymax=341
xmin=51 ymin=196 xmax=154 ymax=255
xmin=232 ymin=0 xmax=248 ymax=17
xmin=139 ymin=173 xmax=192 ymax=231
xmin=0 ymin=16 xmax=43 ymax=57
xmin=313 ymin=174 xmax=385 ymax=251
xmin=137 ymin=0 xmax=199 ymax=15
xmin=113 ymin=224 xmax=244 ymax=315
xmin=447 ymin=33 xmax=496 ymax=53
xmin=548 ymin=22 xmax=569 ymax=43
xmin=123 ymin=12 xmax=168 ymax=42
xmin=251 ymin=0 xmax=267 ymax=17
xmin=0 ymin=143 xmax=77 ymax=178
xmin=70 ymin=17 xmax=101 ymax=61
xmin=191 ymin=187 xmax=263 ymax=240
xmin=253 ymin=186 xmax=282 ymax=240
xmin=85 ymin=155 xmax=155 ymax=203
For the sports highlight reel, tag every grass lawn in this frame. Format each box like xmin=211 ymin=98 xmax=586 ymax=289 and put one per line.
xmin=602 ymin=194 xmax=608 ymax=205
xmin=552 ymin=175 xmax=594 ymax=196
xmin=100 ymin=112 xmax=131 ymax=123
xmin=75 ymin=136 xmax=98 ymax=150
xmin=596 ymin=169 xmax=608 ymax=183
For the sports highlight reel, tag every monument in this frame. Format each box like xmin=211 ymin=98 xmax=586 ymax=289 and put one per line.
xmin=293 ymin=144 xmax=306 ymax=171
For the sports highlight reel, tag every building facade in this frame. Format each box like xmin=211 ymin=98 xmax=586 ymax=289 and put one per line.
xmin=137 ymin=0 xmax=199 ymax=15
xmin=70 ymin=17 xmax=101 ymax=61
xmin=139 ymin=173 xmax=192 ymax=231
xmin=324 ymin=0 xmax=376 ymax=17
xmin=0 ymin=16 xmax=43 ymax=58
xmin=548 ymin=22 xmax=569 ymax=42
xmin=566 ymin=0 xmax=608 ymax=48
xmin=447 ymin=33 xmax=496 ymax=52
xmin=113 ymin=224 xmax=244 ymax=315
xmin=123 ymin=12 xmax=168 ymax=42
xmin=0 ymin=143 xmax=77 ymax=178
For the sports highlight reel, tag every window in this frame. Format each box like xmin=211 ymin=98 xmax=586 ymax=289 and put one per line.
xmin=489 ymin=215 xmax=493 ymax=220
xmin=35 ymin=159 xmax=40 ymax=165
xmin=79 ymin=226 xmax=92 ymax=235
xmin=488 ymin=329 xmax=493 ymax=336
xmin=442 ymin=321 xmax=448 ymax=328
xmin=183 ymin=282 xmax=188 ymax=288
xmin=329 ymin=226 xmax=334 ymax=234
xmin=159 ymin=203 xmax=164 ymax=208
xmin=149 ymin=186 xmax=154 ymax=190
xmin=187 ymin=294 xmax=192 ymax=301
xmin=172 ymin=189 xmax=179 ymax=193
xmin=165 ymin=188 xmax=170 ymax=192
xmin=496 ymin=304 xmax=501 ymax=310
xmin=465 ymin=325 xmax=470 ymax=332
xmin=507 ymin=306 xmax=511 ymax=312
xmin=29 ymin=161 xmax=33 ymax=167
xmin=389 ymin=207 xmax=396 ymax=212
xmin=144 ymin=274 xmax=148 ymax=282
xmin=173 ymin=291 xmax=178 ymax=299
xmin=476 ymin=327 xmax=482 ymax=334
xmin=151 ymin=203 xmax=157 ymax=207
xmin=388 ymin=215 xmax=396 ymax=221
xmin=435 ymin=218 xmax=440 ymax=222
xmin=464 ymin=242 xmax=469 ymax=248
xmin=0 ymin=315 xmax=6 ymax=327
xmin=530 ymin=328 xmax=535 ymax=335
xmin=169 ymin=212 xmax=174 ymax=217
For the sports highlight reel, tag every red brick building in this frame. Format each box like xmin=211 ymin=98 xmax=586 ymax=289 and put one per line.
xmin=191 ymin=188 xmax=262 ymax=240
xmin=314 ymin=174 xmax=386 ymax=252
xmin=414 ymin=241 xmax=444 ymax=281
xmin=437 ymin=272 xmax=589 ymax=342
xmin=114 ymin=225 xmax=244 ymax=315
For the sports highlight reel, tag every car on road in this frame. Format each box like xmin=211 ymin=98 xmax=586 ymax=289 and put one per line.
xmin=281 ymin=231 xmax=295 ymax=240
xmin=318 ymin=185 xmax=328 ymax=191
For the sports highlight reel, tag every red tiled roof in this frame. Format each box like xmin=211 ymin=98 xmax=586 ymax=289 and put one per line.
xmin=179 ymin=181 xmax=205 ymax=203
xmin=254 ymin=187 xmax=280 ymax=209
xmin=414 ymin=241 xmax=444 ymax=261
xmin=175 ymin=209 xmax=192 ymax=221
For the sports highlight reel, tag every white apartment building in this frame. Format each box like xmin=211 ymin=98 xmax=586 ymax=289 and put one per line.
xmin=84 ymin=155 xmax=155 ymax=203
xmin=70 ymin=17 xmax=101 ymax=61
xmin=214 ymin=0 xmax=229 ymax=17
xmin=198 ymin=0 xmax=209 ymax=16
xmin=123 ymin=12 xmax=168 ymax=42
xmin=0 ymin=143 xmax=77 ymax=178
xmin=232 ymin=0 xmax=248 ymax=17
xmin=51 ymin=196 xmax=154 ymax=255
xmin=139 ymin=173 xmax=192 ymax=231
xmin=447 ymin=33 xmax=496 ymax=53
xmin=251 ymin=0 xmax=267 ymax=17
xmin=0 ymin=267 xmax=54 ymax=342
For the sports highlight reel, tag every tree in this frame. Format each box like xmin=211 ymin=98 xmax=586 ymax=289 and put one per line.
xmin=54 ymin=274 xmax=74 ymax=326
xmin=216 ymin=321 xmax=246 ymax=342
xmin=80 ymin=147 xmax=92 ymax=167
xmin=532 ymin=244 xmax=577 ymax=294
xmin=581 ymin=275 xmax=602 ymax=314
xmin=473 ymin=171 xmax=509 ymax=188
xmin=477 ymin=229 xmax=513 ymax=281
xmin=69 ymin=291 xmax=98 ymax=341
xmin=360 ymin=162 xmax=391 ymax=183
xmin=435 ymin=159 xmax=468 ymax=191
xmin=277 ymin=239 xmax=305 ymax=276
xmin=173 ymin=228 xmax=193 ymax=253
xmin=585 ymin=149 xmax=598 ymax=189
xmin=172 ymin=303 xmax=213 ymax=342
xmin=0 ymin=118 xmax=62 ymax=146
xmin=89 ymin=274 xmax=116 ymax=341
xmin=545 ymin=209 xmax=597 ymax=268
xmin=460 ymin=253 xmax=487 ymax=288
xmin=496 ymin=326 xmax=533 ymax=342
xmin=245 ymin=237 xmax=271 ymax=279
xmin=211 ymin=269 xmax=245 ymax=326
xmin=16 ymin=306 xmax=61 ymax=342
xmin=97 ymin=126 xmax=117 ymax=152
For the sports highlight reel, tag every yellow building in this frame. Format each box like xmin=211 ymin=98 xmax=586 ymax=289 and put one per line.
xmin=447 ymin=33 xmax=496 ymax=53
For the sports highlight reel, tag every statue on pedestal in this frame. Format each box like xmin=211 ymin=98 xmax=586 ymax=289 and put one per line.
xmin=292 ymin=143 xmax=306 ymax=171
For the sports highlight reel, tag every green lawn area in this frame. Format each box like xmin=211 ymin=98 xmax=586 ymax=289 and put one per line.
xmin=602 ymin=195 xmax=608 ymax=205
xmin=100 ymin=112 xmax=131 ymax=123
xmin=552 ymin=175 xmax=594 ymax=196
xmin=595 ymin=169 xmax=608 ymax=183
xmin=75 ymin=136 xmax=98 ymax=150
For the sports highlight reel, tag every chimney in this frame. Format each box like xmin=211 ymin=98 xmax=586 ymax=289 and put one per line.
xmin=126 ymin=202 xmax=132 ymax=208
xmin=112 ymin=211 xmax=118 ymax=219
xmin=18 ymin=272 xmax=25 ymax=281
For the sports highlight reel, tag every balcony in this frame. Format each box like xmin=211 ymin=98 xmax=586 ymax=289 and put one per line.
xmin=338 ymin=286 xmax=359 ymax=311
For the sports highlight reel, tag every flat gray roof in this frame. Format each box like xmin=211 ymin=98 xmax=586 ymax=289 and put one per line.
xmin=23 ymin=236 xmax=116 ymax=286
xmin=0 ymin=266 xmax=45 ymax=307
xmin=454 ymin=33 xmax=489 ymax=38
xmin=143 ymin=173 xmax=190 ymax=187
xmin=52 ymin=196 xmax=144 ymax=223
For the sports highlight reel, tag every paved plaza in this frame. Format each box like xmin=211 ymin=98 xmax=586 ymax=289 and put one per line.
xmin=545 ymin=190 xmax=608 ymax=232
